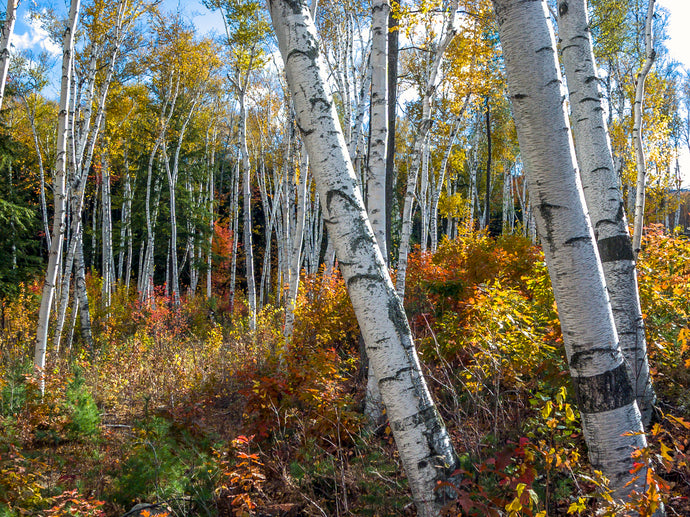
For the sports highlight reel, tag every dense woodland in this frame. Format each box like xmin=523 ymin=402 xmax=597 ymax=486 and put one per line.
xmin=0 ymin=0 xmax=689 ymax=515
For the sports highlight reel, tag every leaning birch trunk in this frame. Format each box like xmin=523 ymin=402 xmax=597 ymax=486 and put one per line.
xmin=557 ymin=0 xmax=656 ymax=426
xmin=395 ymin=0 xmax=459 ymax=300
xmin=631 ymin=0 xmax=656 ymax=257
xmin=34 ymin=0 xmax=80 ymax=377
xmin=491 ymin=0 xmax=649 ymax=501
xmin=0 ymin=0 xmax=18 ymax=110
xmin=268 ymin=2 xmax=458 ymax=514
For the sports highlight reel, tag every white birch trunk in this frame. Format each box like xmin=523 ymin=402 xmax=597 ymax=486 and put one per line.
xmin=367 ymin=0 xmax=389 ymax=259
xmin=395 ymin=0 xmax=459 ymax=299
xmin=491 ymin=0 xmax=648 ymax=501
xmin=284 ymin=149 xmax=308 ymax=339
xmin=363 ymin=0 xmax=390 ymax=427
xmin=0 ymin=0 xmax=18 ymax=110
xmin=102 ymin=153 xmax=114 ymax=308
xmin=558 ymin=0 xmax=656 ymax=426
xmin=230 ymin=159 xmax=240 ymax=312
xmin=34 ymin=0 xmax=80 ymax=377
xmin=268 ymin=3 xmax=459 ymax=514
xmin=631 ymin=0 xmax=656 ymax=257
xmin=239 ymin=93 xmax=257 ymax=330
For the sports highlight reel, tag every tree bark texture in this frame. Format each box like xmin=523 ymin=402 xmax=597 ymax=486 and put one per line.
xmin=631 ymin=0 xmax=656 ymax=257
xmin=0 ymin=0 xmax=18 ymax=110
xmin=34 ymin=0 xmax=81 ymax=376
xmin=491 ymin=0 xmax=648 ymax=501
xmin=267 ymin=1 xmax=458 ymax=513
xmin=557 ymin=0 xmax=656 ymax=426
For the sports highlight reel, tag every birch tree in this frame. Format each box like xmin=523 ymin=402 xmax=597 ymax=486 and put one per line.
xmin=205 ymin=0 xmax=270 ymax=330
xmin=557 ymin=0 xmax=656 ymax=426
xmin=0 ymin=0 xmax=18 ymax=110
xmin=631 ymin=0 xmax=656 ymax=256
xmin=267 ymin=1 xmax=459 ymax=514
xmin=35 ymin=0 xmax=81 ymax=378
xmin=490 ymin=0 xmax=649 ymax=501
xmin=396 ymin=0 xmax=459 ymax=300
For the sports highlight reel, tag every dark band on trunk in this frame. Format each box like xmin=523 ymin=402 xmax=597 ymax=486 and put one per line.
xmin=597 ymin=235 xmax=634 ymax=263
xmin=573 ymin=362 xmax=634 ymax=414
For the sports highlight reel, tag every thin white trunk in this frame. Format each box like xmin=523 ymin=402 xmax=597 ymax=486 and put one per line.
xmin=631 ymin=0 xmax=656 ymax=257
xmin=75 ymin=231 xmax=93 ymax=352
xmin=34 ymin=0 xmax=80 ymax=377
xmin=396 ymin=0 xmax=459 ymax=300
xmin=102 ymin=153 xmax=114 ymax=308
xmin=0 ymin=0 xmax=18 ymax=110
xmin=367 ymin=0 xmax=389 ymax=259
xmin=268 ymin=3 xmax=459 ymax=514
xmin=492 ymin=0 xmax=648 ymax=501
xmin=230 ymin=159 xmax=240 ymax=312
xmin=239 ymin=93 xmax=257 ymax=329
xmin=284 ymin=149 xmax=308 ymax=339
xmin=558 ymin=0 xmax=656 ymax=426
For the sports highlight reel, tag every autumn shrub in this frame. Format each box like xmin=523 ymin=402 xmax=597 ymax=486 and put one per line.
xmin=214 ymin=434 xmax=266 ymax=515
xmin=293 ymin=270 xmax=359 ymax=353
xmin=637 ymin=226 xmax=690 ymax=404
xmin=0 ymin=281 xmax=41 ymax=370
xmin=405 ymin=231 xmax=541 ymax=320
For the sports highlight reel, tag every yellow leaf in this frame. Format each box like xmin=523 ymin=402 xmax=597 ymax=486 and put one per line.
xmin=506 ymin=497 xmax=522 ymax=512
xmin=516 ymin=482 xmax=526 ymax=497
xmin=541 ymin=401 xmax=553 ymax=419
xmin=565 ymin=405 xmax=575 ymax=422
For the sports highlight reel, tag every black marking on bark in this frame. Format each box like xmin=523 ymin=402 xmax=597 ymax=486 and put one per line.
xmin=326 ymin=189 xmax=359 ymax=215
xmin=580 ymin=96 xmax=600 ymax=103
xmin=558 ymin=1 xmax=568 ymax=16
xmin=346 ymin=273 xmax=381 ymax=290
xmin=309 ymin=96 xmax=331 ymax=112
xmin=564 ymin=236 xmax=590 ymax=246
xmin=572 ymin=362 xmax=634 ymax=414
xmin=537 ymin=202 xmax=564 ymax=251
xmin=569 ymin=347 xmax=616 ymax=370
xmin=282 ymin=0 xmax=304 ymax=14
xmin=387 ymin=297 xmax=411 ymax=345
xmin=294 ymin=119 xmax=315 ymax=137
xmin=350 ymin=234 xmax=377 ymax=256
xmin=585 ymin=75 xmax=598 ymax=84
xmin=379 ymin=366 xmax=413 ymax=385
xmin=512 ymin=93 xmax=527 ymax=100
xmin=286 ymin=47 xmax=319 ymax=65
xmin=597 ymin=235 xmax=634 ymax=263
xmin=536 ymin=46 xmax=552 ymax=54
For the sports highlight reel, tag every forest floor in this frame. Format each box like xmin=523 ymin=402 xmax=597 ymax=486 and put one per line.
xmin=1 ymin=228 xmax=689 ymax=516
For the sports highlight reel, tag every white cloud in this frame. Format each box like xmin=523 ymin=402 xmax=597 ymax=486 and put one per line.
xmin=9 ymin=12 xmax=61 ymax=56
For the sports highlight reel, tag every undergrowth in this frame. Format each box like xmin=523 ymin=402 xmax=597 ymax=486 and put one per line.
xmin=0 ymin=228 xmax=688 ymax=515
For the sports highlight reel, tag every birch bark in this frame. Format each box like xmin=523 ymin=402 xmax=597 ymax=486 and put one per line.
xmin=34 ymin=0 xmax=81 ymax=376
xmin=558 ymin=0 xmax=656 ymax=426
xmin=268 ymin=2 xmax=458 ymax=513
xmin=631 ymin=0 xmax=656 ymax=257
xmin=395 ymin=0 xmax=459 ymax=300
xmin=0 ymin=0 xmax=18 ymax=110
xmin=491 ymin=0 xmax=648 ymax=500
xmin=367 ymin=0 xmax=389 ymax=259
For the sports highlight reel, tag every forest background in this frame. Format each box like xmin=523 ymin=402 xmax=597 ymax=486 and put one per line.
xmin=0 ymin=0 xmax=689 ymax=515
